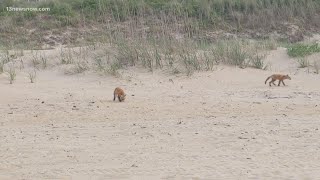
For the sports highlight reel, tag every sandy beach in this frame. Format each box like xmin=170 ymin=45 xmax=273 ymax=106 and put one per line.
xmin=0 ymin=46 xmax=319 ymax=179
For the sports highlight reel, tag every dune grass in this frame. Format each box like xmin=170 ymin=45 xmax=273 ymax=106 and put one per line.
xmin=287 ymin=43 xmax=320 ymax=58
xmin=0 ymin=0 xmax=320 ymax=49
xmin=1 ymin=0 xmax=320 ymax=76
xmin=314 ymin=61 xmax=320 ymax=74
xmin=297 ymin=58 xmax=310 ymax=68
xmin=7 ymin=64 xmax=16 ymax=84
xmin=28 ymin=69 xmax=37 ymax=83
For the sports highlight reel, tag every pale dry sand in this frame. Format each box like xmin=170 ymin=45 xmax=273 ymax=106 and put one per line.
xmin=0 ymin=48 xmax=320 ymax=179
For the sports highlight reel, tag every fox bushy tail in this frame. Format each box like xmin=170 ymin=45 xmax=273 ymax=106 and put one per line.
xmin=265 ymin=76 xmax=271 ymax=84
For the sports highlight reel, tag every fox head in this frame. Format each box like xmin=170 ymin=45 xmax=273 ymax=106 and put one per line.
xmin=285 ymin=74 xmax=291 ymax=80
xmin=120 ymin=93 xmax=126 ymax=101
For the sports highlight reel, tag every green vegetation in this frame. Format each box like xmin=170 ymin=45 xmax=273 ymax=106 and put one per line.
xmin=1 ymin=0 xmax=320 ymax=76
xmin=7 ymin=63 xmax=16 ymax=84
xmin=21 ymin=0 xmax=317 ymax=28
xmin=0 ymin=60 xmax=3 ymax=74
xmin=97 ymin=38 xmax=270 ymax=75
xmin=0 ymin=0 xmax=319 ymax=49
xmin=287 ymin=43 xmax=320 ymax=57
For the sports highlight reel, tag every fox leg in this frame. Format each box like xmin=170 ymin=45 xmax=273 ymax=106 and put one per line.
xmin=113 ymin=94 xmax=116 ymax=101
xmin=118 ymin=96 xmax=122 ymax=102
xmin=270 ymin=79 xmax=276 ymax=86
xmin=282 ymin=80 xmax=286 ymax=86
xmin=278 ymin=80 xmax=281 ymax=86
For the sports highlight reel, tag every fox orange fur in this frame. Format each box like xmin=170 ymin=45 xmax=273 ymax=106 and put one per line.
xmin=265 ymin=74 xmax=291 ymax=87
xmin=113 ymin=87 xmax=126 ymax=102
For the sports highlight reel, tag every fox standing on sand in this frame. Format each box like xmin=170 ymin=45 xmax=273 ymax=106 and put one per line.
xmin=265 ymin=74 xmax=291 ymax=87
xmin=113 ymin=87 xmax=126 ymax=102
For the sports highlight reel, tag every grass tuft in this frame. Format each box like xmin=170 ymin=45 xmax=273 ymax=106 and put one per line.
xmin=28 ymin=69 xmax=37 ymax=83
xmin=287 ymin=43 xmax=320 ymax=57
xmin=250 ymin=54 xmax=267 ymax=70
xmin=313 ymin=61 xmax=319 ymax=74
xmin=6 ymin=63 xmax=16 ymax=84
xmin=297 ymin=58 xmax=309 ymax=68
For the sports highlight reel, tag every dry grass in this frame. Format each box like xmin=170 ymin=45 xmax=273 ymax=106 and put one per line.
xmin=6 ymin=63 xmax=16 ymax=84
xmin=28 ymin=69 xmax=37 ymax=83
xmin=314 ymin=61 xmax=320 ymax=74
xmin=297 ymin=58 xmax=310 ymax=68
xmin=1 ymin=36 xmax=273 ymax=78
xmin=0 ymin=0 xmax=318 ymax=78
xmin=31 ymin=51 xmax=41 ymax=69
xmin=1 ymin=0 xmax=320 ymax=49
xmin=0 ymin=61 xmax=3 ymax=74
xmin=250 ymin=54 xmax=267 ymax=70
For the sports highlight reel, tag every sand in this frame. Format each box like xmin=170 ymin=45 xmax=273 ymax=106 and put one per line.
xmin=0 ymin=47 xmax=320 ymax=179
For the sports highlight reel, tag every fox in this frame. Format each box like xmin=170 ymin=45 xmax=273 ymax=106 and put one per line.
xmin=265 ymin=74 xmax=291 ymax=87
xmin=113 ymin=87 xmax=126 ymax=102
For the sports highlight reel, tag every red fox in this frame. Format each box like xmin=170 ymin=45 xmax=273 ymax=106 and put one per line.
xmin=113 ymin=87 xmax=126 ymax=102
xmin=265 ymin=74 xmax=291 ymax=87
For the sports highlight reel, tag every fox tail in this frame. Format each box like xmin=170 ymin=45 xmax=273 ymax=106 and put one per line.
xmin=265 ymin=76 xmax=271 ymax=84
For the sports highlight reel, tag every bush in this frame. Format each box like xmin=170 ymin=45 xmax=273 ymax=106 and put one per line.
xmin=251 ymin=54 xmax=267 ymax=70
xmin=287 ymin=43 xmax=320 ymax=57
